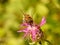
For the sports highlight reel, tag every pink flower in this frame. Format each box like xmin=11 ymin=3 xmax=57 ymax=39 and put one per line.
xmin=17 ymin=17 xmax=46 ymax=42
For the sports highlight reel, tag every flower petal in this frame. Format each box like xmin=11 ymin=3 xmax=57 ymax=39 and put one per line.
xmin=21 ymin=23 xmax=28 ymax=26
xmin=40 ymin=17 xmax=46 ymax=26
xmin=17 ymin=30 xmax=27 ymax=32
xmin=31 ymin=29 xmax=36 ymax=41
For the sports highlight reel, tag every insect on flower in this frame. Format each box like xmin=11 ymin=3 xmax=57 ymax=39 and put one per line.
xmin=17 ymin=10 xmax=46 ymax=42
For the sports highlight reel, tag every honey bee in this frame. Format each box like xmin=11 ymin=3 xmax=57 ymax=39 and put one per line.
xmin=20 ymin=10 xmax=33 ymax=26
xmin=23 ymin=14 xmax=33 ymax=26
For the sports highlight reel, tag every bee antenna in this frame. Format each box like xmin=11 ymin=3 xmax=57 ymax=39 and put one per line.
xmin=20 ymin=9 xmax=26 ymax=16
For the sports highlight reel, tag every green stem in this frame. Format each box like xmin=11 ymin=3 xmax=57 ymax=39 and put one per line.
xmin=44 ymin=39 xmax=53 ymax=45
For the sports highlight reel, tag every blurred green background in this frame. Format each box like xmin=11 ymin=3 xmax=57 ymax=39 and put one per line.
xmin=0 ymin=0 xmax=60 ymax=45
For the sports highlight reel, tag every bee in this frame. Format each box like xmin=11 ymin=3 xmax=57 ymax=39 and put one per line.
xmin=20 ymin=10 xmax=33 ymax=26
xmin=23 ymin=14 xmax=33 ymax=26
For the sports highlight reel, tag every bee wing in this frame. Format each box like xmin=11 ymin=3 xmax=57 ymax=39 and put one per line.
xmin=40 ymin=17 xmax=46 ymax=26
